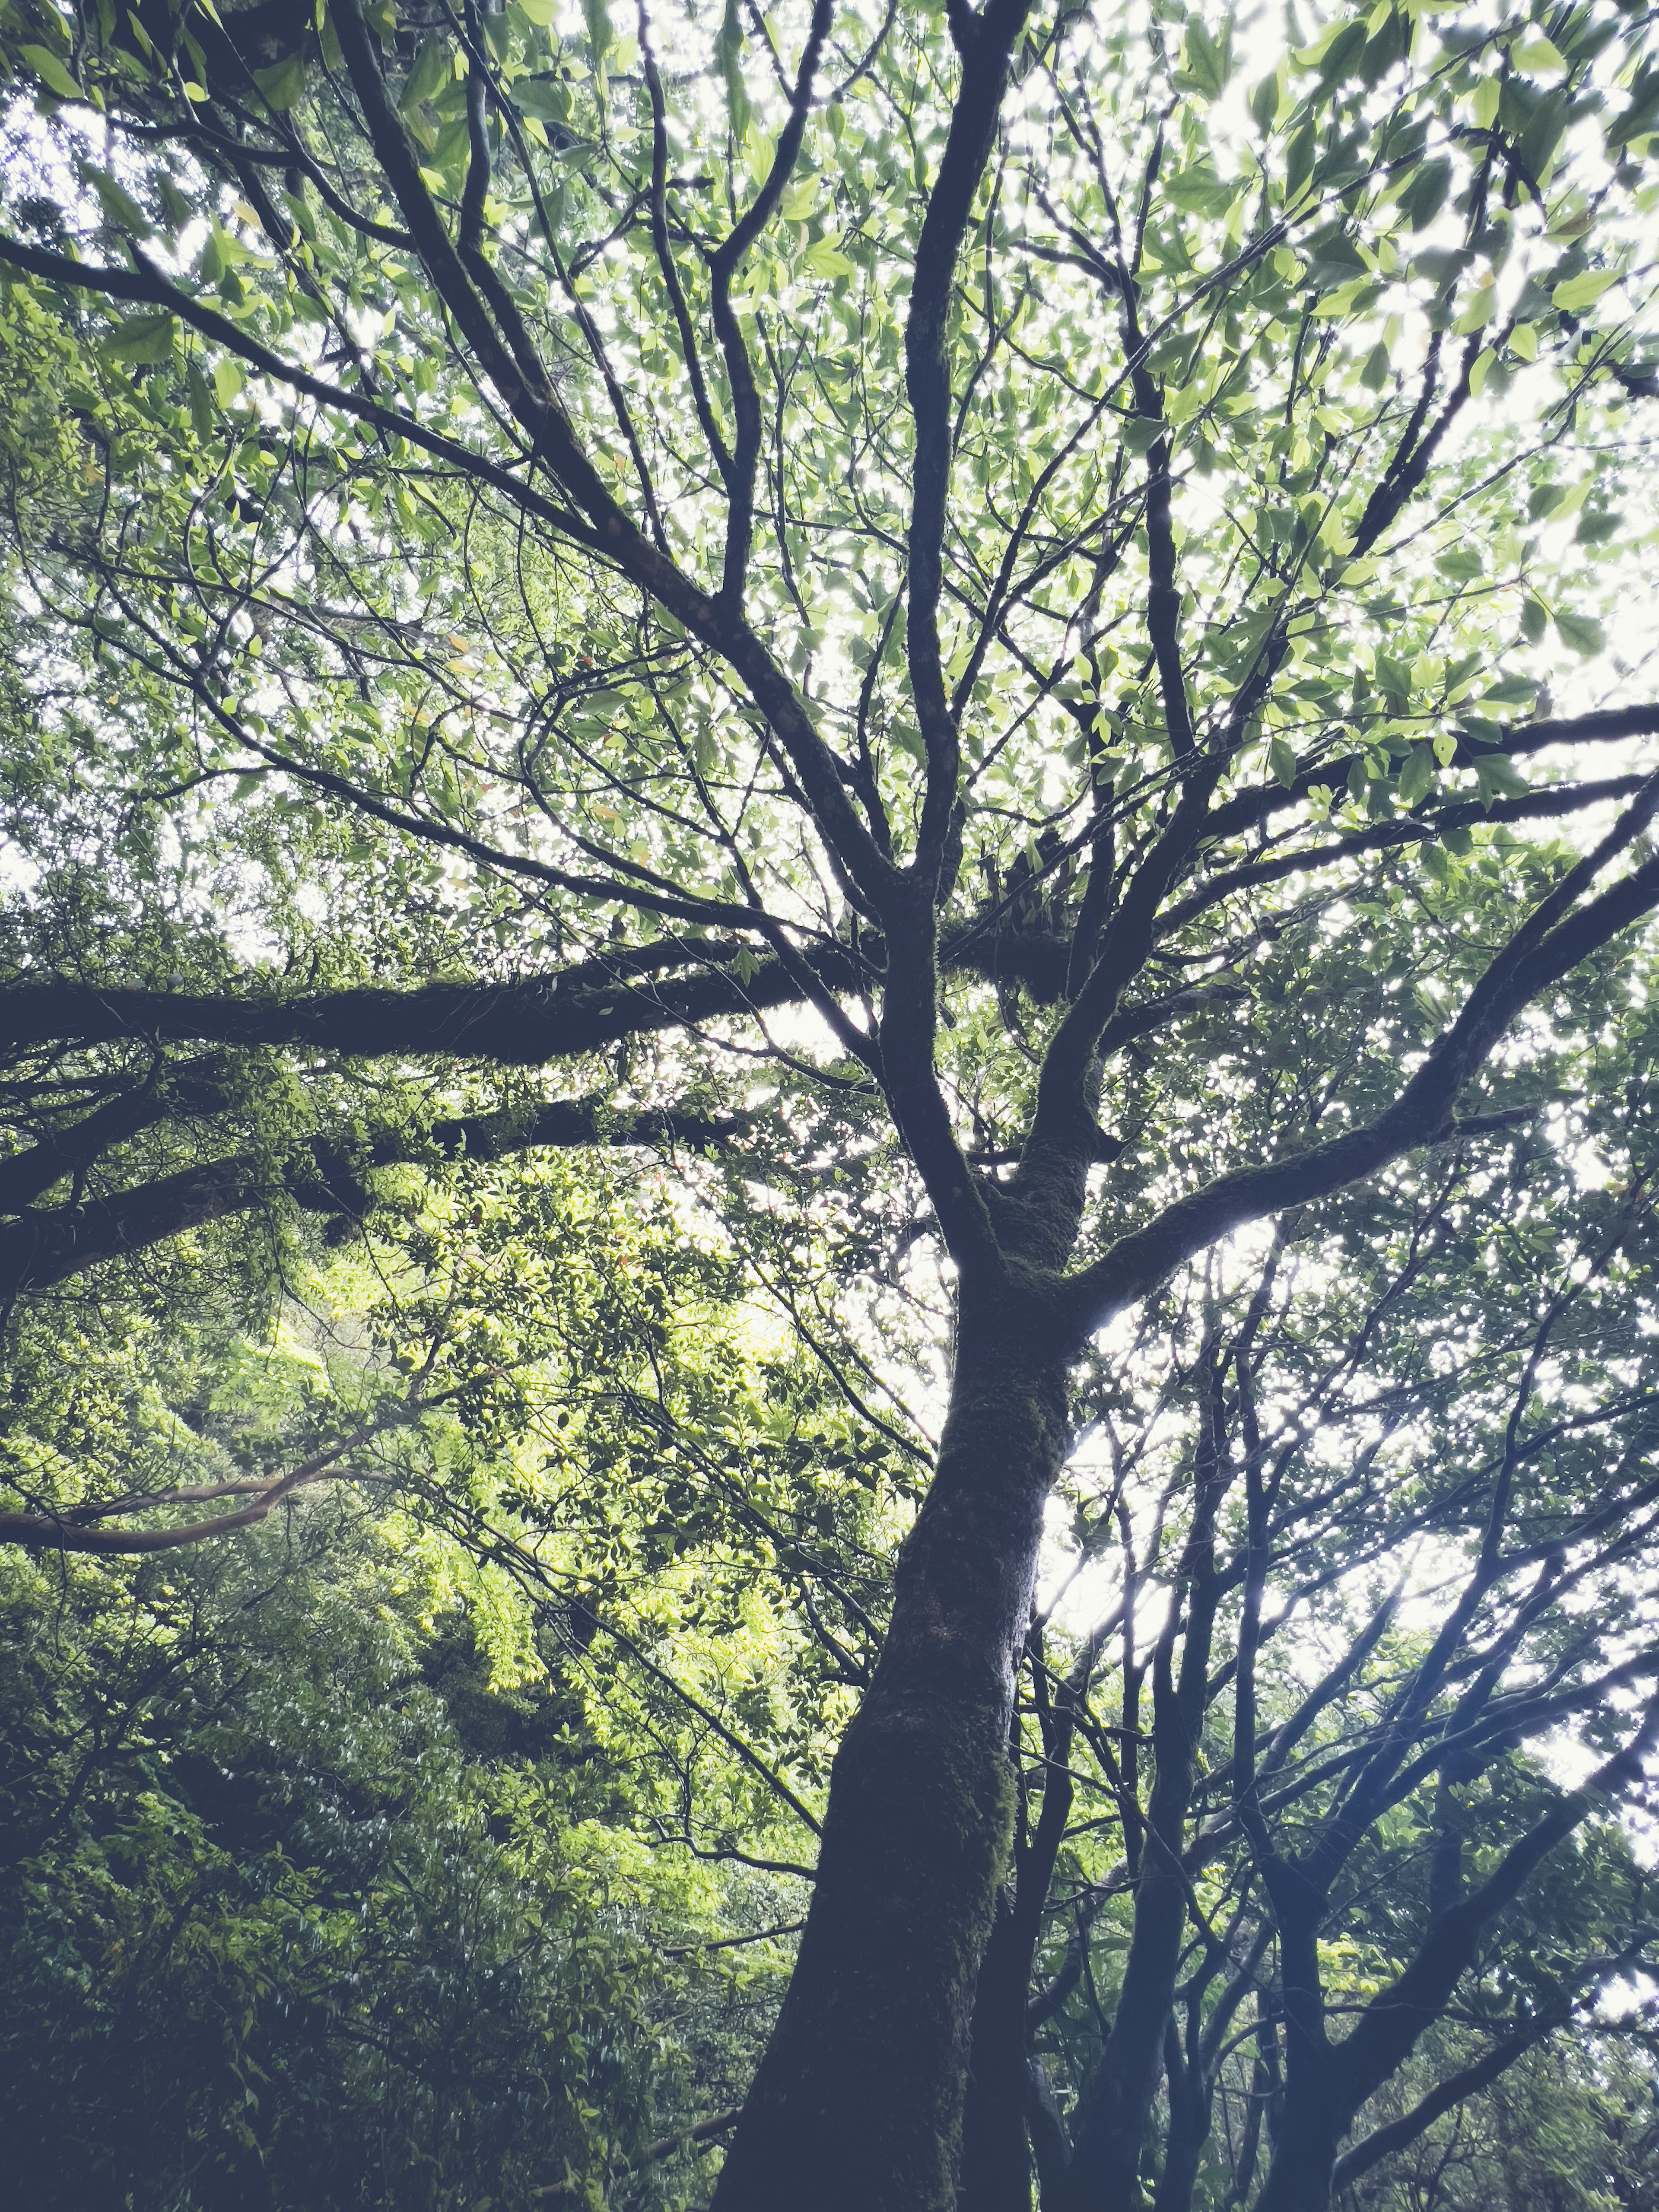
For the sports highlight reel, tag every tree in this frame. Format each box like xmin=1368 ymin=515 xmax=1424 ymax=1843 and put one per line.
xmin=945 ymin=982 xmax=1659 ymax=2212
xmin=0 ymin=1147 xmax=859 ymax=2209
xmin=0 ymin=0 xmax=1657 ymax=2202
xmin=0 ymin=1502 xmax=789 ymax=2210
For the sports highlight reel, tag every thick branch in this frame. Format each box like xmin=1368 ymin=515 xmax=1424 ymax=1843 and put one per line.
xmin=1328 ymin=2016 xmax=1558 ymax=2191
xmin=0 ymin=947 xmax=857 ymax=1065
xmin=0 ymin=1095 xmax=745 ymax=1298
xmin=1065 ymin=804 xmax=1659 ymax=1344
xmin=904 ymin=0 xmax=1034 ymax=880
xmin=707 ymin=0 xmax=835 ymax=606
xmin=0 ymin=1055 xmax=236 ymax=1211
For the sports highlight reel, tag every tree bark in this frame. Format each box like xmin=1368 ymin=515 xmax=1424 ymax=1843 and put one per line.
xmin=1249 ymin=2101 xmax=1341 ymax=2212
xmin=1152 ymin=2020 xmax=1209 ymax=2212
xmin=710 ymin=1286 xmax=1070 ymax=2212
xmin=1247 ymin=1867 xmax=1339 ymax=2212
xmin=960 ymin=1626 xmax=1084 ymax=2212
xmin=1054 ymin=1367 xmax=1232 ymax=2212
xmin=959 ymin=1890 xmax=1039 ymax=2212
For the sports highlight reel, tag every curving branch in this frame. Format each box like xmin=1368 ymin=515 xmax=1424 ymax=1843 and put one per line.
xmin=706 ymin=0 xmax=836 ymax=607
xmin=904 ymin=0 xmax=1035 ymax=879
xmin=1065 ymin=784 xmax=1659 ymax=1345
xmin=0 ymin=1423 xmax=399 ymax=1555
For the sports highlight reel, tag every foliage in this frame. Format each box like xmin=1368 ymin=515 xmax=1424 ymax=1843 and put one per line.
xmin=0 ymin=1513 xmax=773 ymax=2212
xmin=0 ymin=0 xmax=1656 ymax=2202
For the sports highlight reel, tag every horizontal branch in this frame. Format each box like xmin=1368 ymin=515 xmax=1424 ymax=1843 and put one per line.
xmin=1201 ymin=704 xmax=1659 ymax=849
xmin=0 ymin=1094 xmax=746 ymax=1298
xmin=0 ymin=925 xmax=1234 ymax=1074
xmin=0 ymin=1424 xmax=392 ymax=1554
xmin=0 ymin=948 xmax=857 ymax=1066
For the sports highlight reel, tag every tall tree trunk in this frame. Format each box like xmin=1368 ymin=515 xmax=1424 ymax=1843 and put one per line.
xmin=1055 ymin=1363 xmax=1232 ymax=2212
xmin=1249 ymin=2104 xmax=1340 ymax=2212
xmin=1229 ymin=2033 xmax=1278 ymax=2208
xmin=1029 ymin=2055 xmax=1074 ymax=2208
xmin=960 ymin=1637 xmax=1083 ymax=2212
xmin=959 ymin=1890 xmax=1038 ymax=2212
xmin=1054 ymin=1840 xmax=1185 ymax=2210
xmin=1153 ymin=2018 xmax=1212 ymax=2212
xmin=710 ymin=1288 xmax=1070 ymax=2212
xmin=1247 ymin=1878 xmax=1339 ymax=2212
xmin=1154 ymin=2113 xmax=1207 ymax=2212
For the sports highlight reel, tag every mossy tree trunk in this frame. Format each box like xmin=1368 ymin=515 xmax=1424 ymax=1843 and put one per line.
xmin=710 ymin=1283 xmax=1071 ymax=2212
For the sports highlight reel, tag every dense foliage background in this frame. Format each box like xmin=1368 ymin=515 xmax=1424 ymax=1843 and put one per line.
xmin=2 ymin=0 xmax=1659 ymax=2198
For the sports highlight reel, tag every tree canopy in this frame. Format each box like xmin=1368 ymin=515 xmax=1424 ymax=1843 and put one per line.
xmin=1 ymin=0 xmax=1659 ymax=2202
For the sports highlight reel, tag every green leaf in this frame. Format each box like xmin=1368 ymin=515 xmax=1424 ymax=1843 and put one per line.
xmin=1177 ymin=19 xmax=1233 ymax=99
xmin=1553 ymin=610 xmax=1605 ymax=655
xmin=1472 ymin=751 xmax=1528 ymax=801
xmin=187 ymin=360 xmax=215 ymax=440
xmin=802 ymin=238 xmax=856 ymax=281
xmin=514 ymin=76 xmax=570 ymax=122
xmin=1551 ymin=270 xmax=1618 ymax=312
xmin=254 ymin=54 xmax=307 ymax=111
xmin=1517 ymin=91 xmax=1570 ymax=179
xmin=400 ymin=38 xmax=451 ymax=111
xmin=1360 ymin=342 xmax=1391 ymax=390
xmin=1482 ymin=675 xmax=1537 ymax=705
xmin=158 ymin=174 xmax=193 ymax=229
xmin=582 ymin=0 xmax=613 ymax=58
xmin=714 ymin=0 xmax=748 ymax=135
xmin=1397 ymin=745 xmax=1436 ymax=807
xmin=1452 ymin=287 xmax=1496 ymax=335
xmin=20 ymin=43 xmax=85 ymax=102
xmin=82 ymin=164 xmax=153 ymax=240
xmin=99 ymin=311 xmax=177 ymax=365
xmin=1284 ymin=125 xmax=1317 ymax=203
xmin=1397 ymin=158 xmax=1451 ymax=230
xmin=1268 ymin=737 xmax=1298 ymax=788
xmin=1316 ymin=19 xmax=1368 ymax=88
xmin=1435 ymin=548 xmax=1483 ymax=583
xmin=1513 ymin=35 xmax=1567 ymax=76
xmin=1163 ymin=162 xmax=1228 ymax=214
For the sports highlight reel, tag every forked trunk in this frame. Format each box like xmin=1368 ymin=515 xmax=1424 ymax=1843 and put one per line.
xmin=1249 ymin=2106 xmax=1339 ymax=2212
xmin=1052 ymin=1862 xmax=1185 ymax=2210
xmin=1151 ymin=2023 xmax=1211 ymax=2212
xmin=1153 ymin=2128 xmax=1205 ymax=2212
xmin=710 ymin=1292 xmax=1070 ymax=2212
